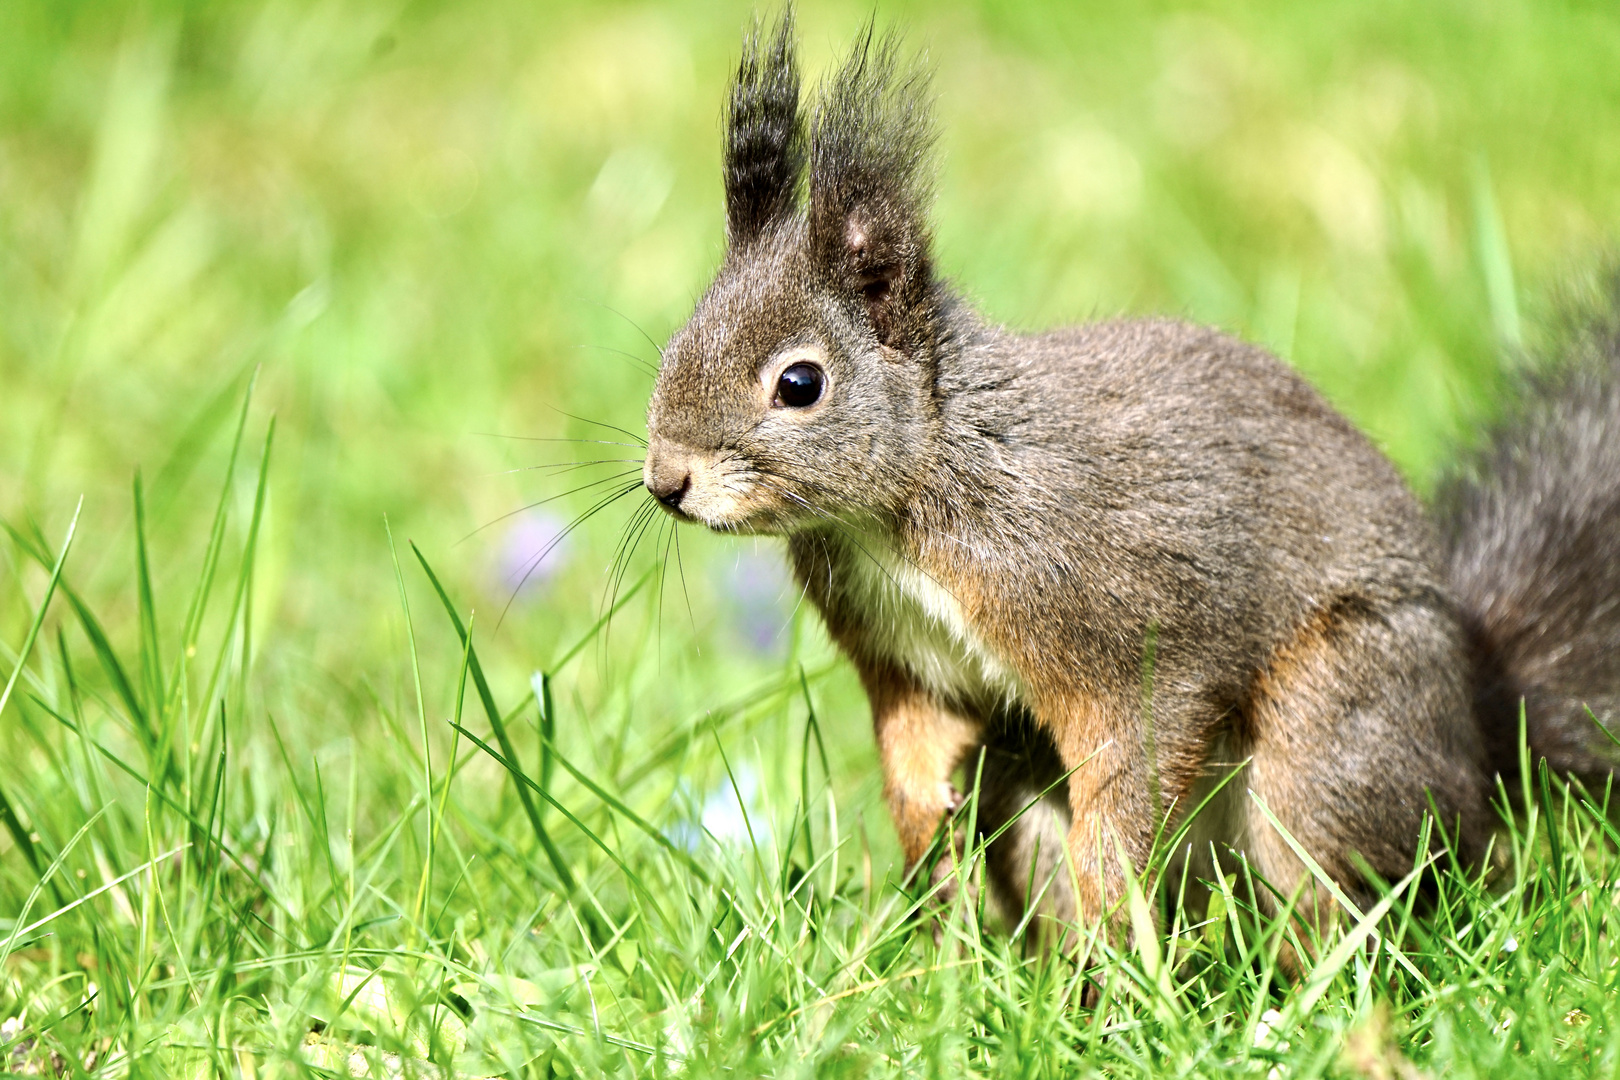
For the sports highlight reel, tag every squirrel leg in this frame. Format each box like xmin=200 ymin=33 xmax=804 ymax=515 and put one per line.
xmin=861 ymin=666 xmax=984 ymax=874
xmin=1241 ymin=598 xmax=1493 ymax=975
xmin=975 ymin=721 xmax=1077 ymax=939
xmin=1043 ymin=702 xmax=1164 ymax=950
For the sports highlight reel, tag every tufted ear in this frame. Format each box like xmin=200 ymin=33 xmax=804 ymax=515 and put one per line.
xmin=724 ymin=10 xmax=805 ymax=247
xmin=808 ymin=27 xmax=938 ymax=353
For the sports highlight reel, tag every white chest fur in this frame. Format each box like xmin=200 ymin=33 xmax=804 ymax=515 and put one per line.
xmin=839 ymin=531 xmax=1024 ymax=711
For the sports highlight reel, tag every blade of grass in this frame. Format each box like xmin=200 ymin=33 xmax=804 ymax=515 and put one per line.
xmin=421 ymin=612 xmax=476 ymax=933
xmin=532 ymin=671 xmax=555 ymax=812
xmin=409 ymin=541 xmax=574 ymax=893
xmin=0 ymin=805 xmax=108 ymax=969
xmin=29 ymin=694 xmax=294 ymax=935
xmin=0 ymin=500 xmax=82 ymax=872
xmin=1 ymin=518 xmax=158 ymax=762
xmin=533 ymin=729 xmax=712 ymax=886
xmin=1248 ymin=791 xmax=1433 ymax=993
xmin=198 ymin=415 xmax=275 ymax=722
xmin=448 ymin=722 xmax=670 ymax=917
xmin=387 ymin=518 xmax=433 ymax=936
xmin=1285 ymin=854 xmax=1435 ymax=1023
xmin=133 ymin=469 xmax=163 ymax=718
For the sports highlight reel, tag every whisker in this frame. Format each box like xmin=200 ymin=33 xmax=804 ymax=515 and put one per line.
xmin=783 ymin=546 xmax=814 ymax=630
xmin=458 ymin=469 xmax=643 ymax=545
xmin=673 ymin=523 xmax=699 ymax=648
xmin=604 ymin=498 xmax=659 ymax=617
xmin=497 ymin=479 xmax=646 ymax=629
xmin=585 ymin=299 xmax=668 ymax=369
xmin=577 ymin=343 xmax=658 ymax=378
xmin=473 ymin=432 xmax=648 ymax=450
xmin=542 ymin=406 xmax=648 ymax=448
xmin=486 ymin=459 xmax=644 ymax=480
xmin=656 ymin=516 xmax=675 ymax=663
xmin=596 ymin=503 xmax=642 ymax=672
xmin=492 ymin=458 xmax=645 ymax=474
xmin=745 ymin=460 xmax=973 ymax=551
xmin=596 ymin=498 xmax=663 ymax=675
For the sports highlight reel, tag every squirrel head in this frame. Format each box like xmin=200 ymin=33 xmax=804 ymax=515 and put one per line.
xmin=645 ymin=13 xmax=944 ymax=535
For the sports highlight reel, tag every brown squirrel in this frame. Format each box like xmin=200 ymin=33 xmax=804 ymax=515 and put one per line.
xmin=639 ymin=12 xmax=1620 ymax=946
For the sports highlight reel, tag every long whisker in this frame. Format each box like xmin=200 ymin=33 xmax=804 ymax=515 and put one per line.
xmin=585 ymin=299 xmax=668 ymax=369
xmin=673 ymin=524 xmax=699 ymax=648
xmin=458 ymin=469 xmax=643 ymax=545
xmin=745 ymin=459 xmax=974 ymax=552
xmin=782 ymin=545 xmax=814 ymax=633
xmin=752 ymin=463 xmax=975 ymax=583
xmin=604 ymin=498 xmax=660 ymax=631
xmin=488 ymin=458 xmax=645 ymax=477
xmin=747 ymin=468 xmax=955 ymax=604
xmin=596 ymin=500 xmax=645 ymax=673
xmin=497 ymin=479 xmax=646 ymax=629
xmin=542 ymin=406 xmax=648 ymax=448
xmin=473 ymin=432 xmax=648 ymax=450
xmin=577 ymin=343 xmax=658 ymax=378
xmin=596 ymin=498 xmax=664 ymax=676
xmin=656 ymin=516 xmax=676 ymax=663
xmin=486 ymin=460 xmax=642 ymax=482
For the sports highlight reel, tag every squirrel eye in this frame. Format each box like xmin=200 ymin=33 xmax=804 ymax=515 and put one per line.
xmin=775 ymin=362 xmax=824 ymax=408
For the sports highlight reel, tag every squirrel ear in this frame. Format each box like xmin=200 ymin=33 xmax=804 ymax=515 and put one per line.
xmin=808 ymin=27 xmax=937 ymax=352
xmin=724 ymin=10 xmax=804 ymax=247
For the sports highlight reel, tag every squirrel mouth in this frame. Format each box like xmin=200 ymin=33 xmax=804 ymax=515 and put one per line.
xmin=650 ymin=498 xmax=696 ymax=524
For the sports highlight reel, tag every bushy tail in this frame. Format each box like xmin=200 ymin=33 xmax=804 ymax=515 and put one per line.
xmin=1438 ymin=281 xmax=1620 ymax=780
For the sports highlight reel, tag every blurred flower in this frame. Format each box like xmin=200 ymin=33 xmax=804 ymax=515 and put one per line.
xmin=666 ymin=764 xmax=772 ymax=854
xmin=720 ymin=546 xmax=793 ymax=656
xmin=493 ymin=509 xmax=571 ymax=604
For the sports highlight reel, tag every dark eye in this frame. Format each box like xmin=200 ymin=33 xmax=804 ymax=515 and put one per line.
xmin=775 ymin=362 xmax=824 ymax=408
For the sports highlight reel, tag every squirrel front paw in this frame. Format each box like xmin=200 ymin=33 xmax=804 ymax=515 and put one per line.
xmin=917 ymin=789 xmax=981 ymax=942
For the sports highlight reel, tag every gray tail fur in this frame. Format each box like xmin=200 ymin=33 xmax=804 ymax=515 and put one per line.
xmin=1438 ymin=279 xmax=1620 ymax=780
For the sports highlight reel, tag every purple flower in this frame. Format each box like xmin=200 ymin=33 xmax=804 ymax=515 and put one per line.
xmin=720 ymin=546 xmax=794 ymax=655
xmin=493 ymin=509 xmax=572 ymax=603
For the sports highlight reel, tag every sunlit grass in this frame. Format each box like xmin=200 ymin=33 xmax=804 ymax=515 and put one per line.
xmin=4 ymin=0 xmax=1620 ymax=1075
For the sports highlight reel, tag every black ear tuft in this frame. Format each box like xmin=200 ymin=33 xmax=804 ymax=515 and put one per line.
xmin=809 ymin=26 xmax=937 ymax=351
xmin=725 ymin=9 xmax=805 ymax=246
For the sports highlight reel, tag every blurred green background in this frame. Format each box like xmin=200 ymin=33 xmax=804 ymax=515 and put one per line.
xmin=3 ymin=0 xmax=1620 ymax=856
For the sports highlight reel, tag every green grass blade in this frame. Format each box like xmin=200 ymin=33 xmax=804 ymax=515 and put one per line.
xmin=132 ymin=469 xmax=164 ymax=718
xmin=1248 ymin=790 xmax=1433 ymax=993
xmin=199 ymin=415 xmax=275 ymax=719
xmin=448 ymin=722 xmax=669 ymax=912
xmin=0 ymin=501 xmax=82 ymax=873
xmin=386 ymin=518 xmax=434 ymax=934
xmin=1286 ymin=855 xmax=1435 ymax=1023
xmin=408 ymin=541 xmax=575 ymax=893
xmin=172 ymin=368 xmax=257 ymax=698
xmin=536 ymin=730 xmax=713 ymax=886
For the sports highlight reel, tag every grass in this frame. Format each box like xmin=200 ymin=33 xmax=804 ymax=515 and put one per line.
xmin=3 ymin=0 xmax=1620 ymax=1075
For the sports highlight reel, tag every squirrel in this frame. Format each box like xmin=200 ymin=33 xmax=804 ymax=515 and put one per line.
xmin=639 ymin=11 xmax=1620 ymax=948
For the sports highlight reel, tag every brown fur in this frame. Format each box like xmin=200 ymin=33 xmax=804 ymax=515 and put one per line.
xmin=638 ymin=14 xmax=1620 ymax=951
xmin=861 ymin=662 xmax=984 ymax=865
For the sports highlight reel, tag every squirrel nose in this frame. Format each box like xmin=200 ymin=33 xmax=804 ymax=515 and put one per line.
xmin=647 ymin=469 xmax=691 ymax=510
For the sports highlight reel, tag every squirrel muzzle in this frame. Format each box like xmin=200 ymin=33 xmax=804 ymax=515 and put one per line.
xmin=643 ymin=435 xmax=762 ymax=531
